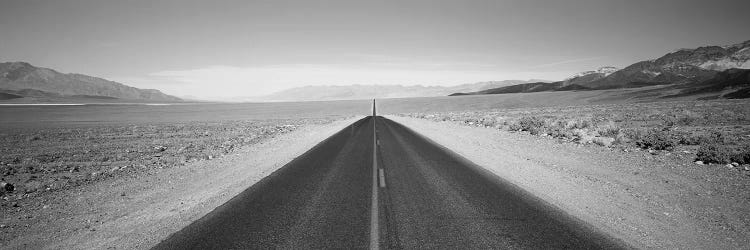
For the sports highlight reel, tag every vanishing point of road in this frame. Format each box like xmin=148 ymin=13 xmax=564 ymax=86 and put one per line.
xmin=153 ymin=101 xmax=627 ymax=249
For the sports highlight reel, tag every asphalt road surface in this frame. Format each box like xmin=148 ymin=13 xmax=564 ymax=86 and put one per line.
xmin=154 ymin=116 xmax=627 ymax=249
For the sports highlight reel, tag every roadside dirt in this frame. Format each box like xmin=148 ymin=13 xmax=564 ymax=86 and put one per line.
xmin=0 ymin=116 xmax=363 ymax=249
xmin=388 ymin=115 xmax=750 ymax=249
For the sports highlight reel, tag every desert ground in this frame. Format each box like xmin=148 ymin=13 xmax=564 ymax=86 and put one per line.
xmin=1 ymin=88 xmax=749 ymax=248
xmin=0 ymin=100 xmax=370 ymax=248
xmin=377 ymin=90 xmax=750 ymax=248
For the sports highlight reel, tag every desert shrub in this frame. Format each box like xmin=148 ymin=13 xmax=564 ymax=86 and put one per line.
xmin=694 ymin=143 xmax=750 ymax=164
xmin=596 ymin=121 xmax=621 ymax=138
xmin=672 ymin=131 xmax=712 ymax=145
xmin=706 ymin=131 xmax=740 ymax=144
xmin=695 ymin=143 xmax=732 ymax=164
xmin=633 ymin=128 xmax=676 ymax=150
xmin=511 ymin=116 xmax=547 ymax=135
xmin=621 ymin=128 xmax=642 ymax=142
xmin=566 ymin=118 xmax=592 ymax=129
xmin=695 ymin=141 xmax=750 ymax=164
xmin=547 ymin=121 xmax=573 ymax=139
xmin=731 ymin=148 xmax=750 ymax=165
xmin=547 ymin=128 xmax=571 ymax=139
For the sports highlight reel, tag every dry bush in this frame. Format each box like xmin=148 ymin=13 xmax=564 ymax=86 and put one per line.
xmin=596 ymin=121 xmax=621 ymax=138
xmin=510 ymin=116 xmax=547 ymax=135
xmin=696 ymin=144 xmax=750 ymax=164
xmin=667 ymin=130 xmax=705 ymax=146
xmin=547 ymin=121 xmax=574 ymax=139
xmin=565 ymin=118 xmax=592 ymax=130
xmin=631 ymin=128 xmax=676 ymax=150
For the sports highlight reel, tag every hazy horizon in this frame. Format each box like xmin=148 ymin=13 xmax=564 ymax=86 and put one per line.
xmin=2 ymin=0 xmax=749 ymax=99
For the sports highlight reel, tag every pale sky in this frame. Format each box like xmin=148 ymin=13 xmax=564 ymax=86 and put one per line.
xmin=1 ymin=0 xmax=749 ymax=98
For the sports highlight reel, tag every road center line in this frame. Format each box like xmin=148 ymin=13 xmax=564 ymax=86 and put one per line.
xmin=379 ymin=168 xmax=386 ymax=188
xmin=370 ymin=100 xmax=380 ymax=250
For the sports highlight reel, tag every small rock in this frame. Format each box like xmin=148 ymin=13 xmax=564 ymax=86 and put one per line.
xmin=731 ymin=162 xmax=739 ymax=167
xmin=208 ymin=155 xmax=214 ymax=160
xmin=0 ymin=224 xmax=6 ymax=228
xmin=1 ymin=182 xmax=14 ymax=192
xmin=744 ymin=165 xmax=750 ymax=171
xmin=695 ymin=161 xmax=704 ymax=165
xmin=726 ymin=164 xmax=734 ymax=169
xmin=120 ymin=192 xmax=126 ymax=197
xmin=42 ymin=205 xmax=49 ymax=209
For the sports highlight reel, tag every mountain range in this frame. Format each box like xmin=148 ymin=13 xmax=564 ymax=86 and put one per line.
xmin=0 ymin=62 xmax=181 ymax=102
xmin=3 ymin=39 xmax=748 ymax=103
xmin=452 ymin=40 xmax=750 ymax=99
xmin=247 ymin=80 xmax=549 ymax=102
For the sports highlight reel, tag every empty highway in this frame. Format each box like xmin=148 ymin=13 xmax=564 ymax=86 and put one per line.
xmin=153 ymin=115 xmax=627 ymax=249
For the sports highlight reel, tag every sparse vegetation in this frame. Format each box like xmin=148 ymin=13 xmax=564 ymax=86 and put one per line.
xmin=596 ymin=121 xmax=621 ymax=138
xmin=0 ymin=119 xmax=332 ymax=198
xmin=510 ymin=116 xmax=547 ymax=135
xmin=632 ymin=128 xmax=676 ymax=151
xmin=696 ymin=143 xmax=750 ymax=164
xmin=399 ymin=100 xmax=750 ymax=168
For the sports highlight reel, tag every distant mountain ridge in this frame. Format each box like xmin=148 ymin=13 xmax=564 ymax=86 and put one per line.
xmin=562 ymin=66 xmax=618 ymax=87
xmin=0 ymin=62 xmax=181 ymax=102
xmin=452 ymin=39 xmax=750 ymax=98
xmin=252 ymin=80 xmax=548 ymax=102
